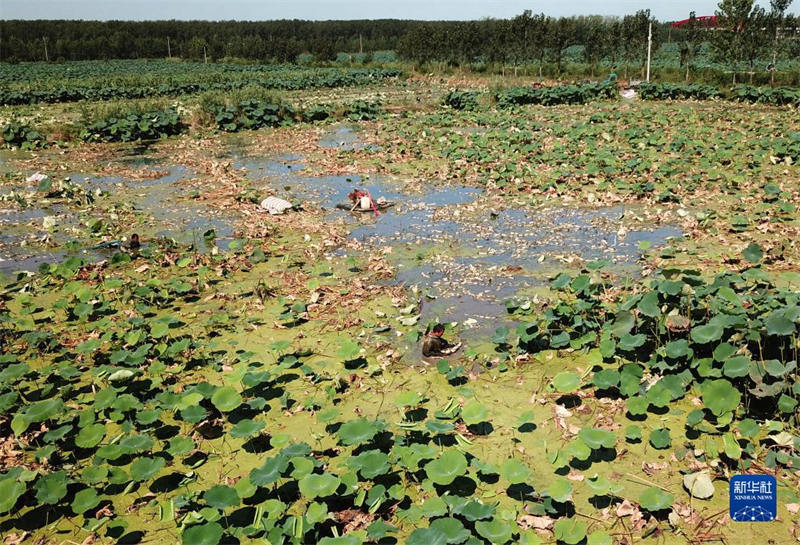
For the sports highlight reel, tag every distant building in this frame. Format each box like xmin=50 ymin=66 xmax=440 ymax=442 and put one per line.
xmin=670 ymin=16 xmax=718 ymax=29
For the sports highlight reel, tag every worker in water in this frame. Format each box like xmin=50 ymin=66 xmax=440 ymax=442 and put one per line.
xmin=128 ymin=233 xmax=140 ymax=251
xmin=422 ymin=323 xmax=462 ymax=358
xmin=348 ymin=189 xmax=373 ymax=211
xmin=90 ymin=233 xmax=141 ymax=252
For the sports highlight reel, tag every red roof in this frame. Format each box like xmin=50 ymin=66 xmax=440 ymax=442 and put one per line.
xmin=671 ymin=16 xmax=718 ymax=28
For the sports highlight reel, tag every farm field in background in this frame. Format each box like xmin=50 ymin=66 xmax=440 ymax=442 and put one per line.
xmin=1 ymin=56 xmax=800 ymax=545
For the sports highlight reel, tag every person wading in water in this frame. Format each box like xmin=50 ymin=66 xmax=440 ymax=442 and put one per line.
xmin=422 ymin=323 xmax=462 ymax=358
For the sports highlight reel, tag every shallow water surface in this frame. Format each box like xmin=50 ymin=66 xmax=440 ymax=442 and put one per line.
xmin=248 ymin=152 xmax=682 ymax=339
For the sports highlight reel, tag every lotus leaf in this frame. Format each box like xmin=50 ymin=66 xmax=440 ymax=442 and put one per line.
xmin=211 ymin=386 xmax=242 ymax=412
xmin=298 ymin=473 xmax=340 ymax=498
xmin=475 ymin=519 xmax=513 ymax=544
xmin=638 ymin=487 xmax=674 ymax=511
xmin=551 ymin=372 xmax=580 ymax=393
xmin=553 ymin=519 xmax=586 ymax=545
xmin=130 ymin=457 xmax=165 ymax=481
xmin=701 ymin=379 xmax=740 ymax=417
xmin=337 ymin=418 xmax=383 ymax=445
xmin=461 ymin=400 xmax=489 ymax=424
xmin=204 ymin=485 xmax=240 ymax=510
xmin=578 ymin=428 xmax=616 ymax=450
xmin=499 ymin=458 xmax=529 ymax=484
xmin=182 ymin=522 xmax=223 ymax=545
xmin=425 ymin=449 xmax=467 ymax=485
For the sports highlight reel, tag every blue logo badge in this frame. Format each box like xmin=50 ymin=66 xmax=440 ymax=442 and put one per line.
xmin=730 ymin=475 xmax=777 ymax=522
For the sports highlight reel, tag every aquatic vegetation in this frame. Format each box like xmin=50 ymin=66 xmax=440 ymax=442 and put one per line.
xmin=442 ymin=90 xmax=480 ymax=111
xmin=1 ymin=123 xmax=46 ymax=150
xmin=0 ymin=62 xmax=403 ymax=106
xmin=1 ymin=72 xmax=799 ymax=545
xmin=79 ymin=108 xmax=185 ymax=142
xmin=495 ymin=82 xmax=617 ymax=108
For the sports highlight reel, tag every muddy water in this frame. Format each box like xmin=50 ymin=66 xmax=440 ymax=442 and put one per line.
xmin=0 ymin=162 xmax=240 ymax=276
xmin=1 ymin=127 xmax=681 ymax=341
xmin=318 ymin=125 xmax=379 ymax=151
xmin=233 ymin=126 xmax=683 ymax=341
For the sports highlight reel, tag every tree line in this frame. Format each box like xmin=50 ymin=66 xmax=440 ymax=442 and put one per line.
xmin=0 ymin=20 xmax=416 ymax=63
xmin=0 ymin=1 xmax=796 ymax=76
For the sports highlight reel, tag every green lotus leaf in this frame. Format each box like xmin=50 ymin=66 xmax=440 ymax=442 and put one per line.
xmin=713 ymin=342 xmax=737 ymax=362
xmin=765 ymin=359 xmax=789 ymax=377
xmin=130 ymin=457 xmax=165 ymax=482
xmin=348 ymin=449 xmax=390 ymax=479
xmin=457 ymin=500 xmax=495 ymax=521
xmin=0 ymin=478 xmax=26 ymax=513
xmin=475 ymin=519 xmax=513 ymax=544
xmin=645 ymin=384 xmax=671 ymax=407
xmin=429 ymin=517 xmax=470 ymax=544
xmin=406 ymin=528 xmax=448 ymax=545
xmin=366 ymin=519 xmax=397 ymax=540
xmin=638 ymin=487 xmax=674 ymax=511
xmin=499 ymin=458 xmax=530 ymax=484
xmin=618 ymin=333 xmax=646 ymax=351
xmin=290 ymin=456 xmax=316 ymax=479
xmin=779 ymin=394 xmax=798 ymax=414
xmin=211 ymin=386 xmax=242 ymax=412
xmin=664 ymin=339 xmax=692 ymax=359
xmin=690 ymin=322 xmax=723 ymax=344
xmin=182 ymin=522 xmax=223 ymax=545
xmin=553 ymin=518 xmax=586 ymax=545
xmin=75 ymin=423 xmax=106 ymax=449
xmin=204 ymin=485 xmax=240 ymax=510
xmin=626 ymin=396 xmax=648 ymax=415
xmin=461 ymin=400 xmax=488 ymax=425
xmin=737 ymin=418 xmax=761 ymax=438
xmin=701 ymin=379 xmax=741 ymax=417
xmin=649 ymin=428 xmax=671 ymax=449
xmin=611 ymin=310 xmax=635 ymax=337
xmin=766 ymin=311 xmax=795 ymax=336
xmin=637 ymin=291 xmax=660 ymax=317
xmin=421 ymin=496 xmax=448 ymax=517
xmin=592 ymin=369 xmax=620 ymax=389
xmin=14 ymin=398 xmax=64 ymax=434
xmin=566 ymin=439 xmax=592 ymax=462
xmin=547 ymin=478 xmax=573 ymax=502
xmin=337 ymin=338 xmax=361 ymax=361
xmin=150 ymin=321 xmax=170 ymax=339
xmin=394 ymin=391 xmax=423 ymax=407
xmin=551 ymin=371 xmax=580 ymax=393
xmin=518 ymin=531 xmax=543 ymax=545
xmin=722 ymin=356 xmax=750 ymax=378
xmin=229 ymin=419 xmax=265 ymax=438
xmin=425 ymin=449 xmax=468 ymax=485
xmin=298 ymin=473 xmax=340 ymax=498
xmin=742 ymin=243 xmax=763 ymax=264
xmin=587 ymin=474 xmax=623 ymax=496
xmin=250 ymin=455 xmax=289 ymax=486
xmin=71 ymin=487 xmax=101 ymax=514
xmin=587 ymin=531 xmax=613 ymax=545
xmin=168 ymin=436 xmax=195 ymax=456
xmin=426 ymin=420 xmax=455 ymax=434
xmin=34 ymin=471 xmax=68 ymax=504
xmin=337 ymin=418 xmax=383 ymax=446
xmin=578 ymin=428 xmax=616 ymax=450
xmin=95 ymin=444 xmax=124 ymax=460
xmin=120 ymin=434 xmax=154 ymax=453
xmin=625 ymin=425 xmax=643 ymax=442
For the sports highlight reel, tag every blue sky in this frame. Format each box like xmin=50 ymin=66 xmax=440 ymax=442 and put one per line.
xmin=1 ymin=1 xmax=796 ymax=21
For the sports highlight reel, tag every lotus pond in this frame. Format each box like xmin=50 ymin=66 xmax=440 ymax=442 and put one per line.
xmin=1 ymin=88 xmax=800 ymax=545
